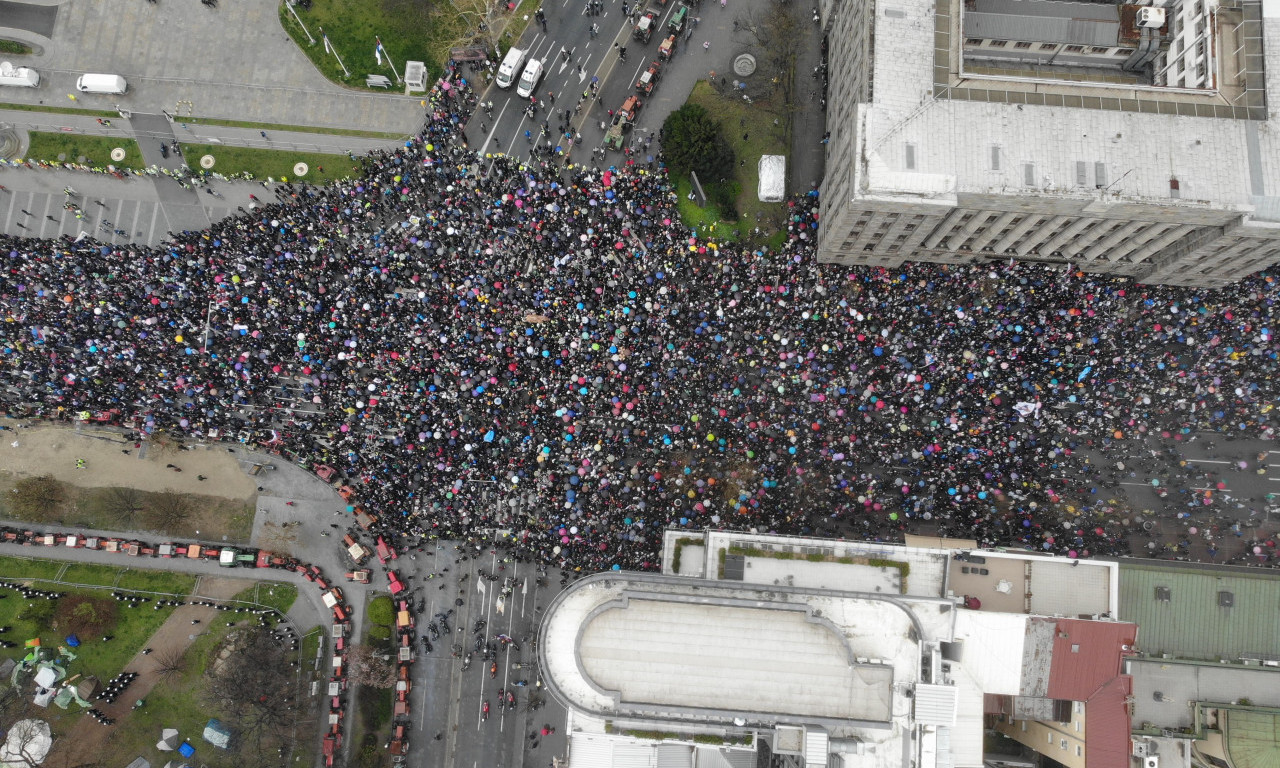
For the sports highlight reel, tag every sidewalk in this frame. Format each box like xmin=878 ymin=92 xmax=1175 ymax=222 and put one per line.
xmin=0 ymin=107 xmax=408 ymax=158
xmin=788 ymin=3 xmax=827 ymax=195
xmin=0 ymin=108 xmax=408 ymax=244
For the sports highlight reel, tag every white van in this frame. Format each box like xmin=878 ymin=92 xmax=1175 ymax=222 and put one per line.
xmin=75 ymin=73 xmax=128 ymax=94
xmin=515 ymin=59 xmax=544 ymax=99
xmin=495 ymin=48 xmax=527 ymax=90
xmin=0 ymin=62 xmax=39 ymax=88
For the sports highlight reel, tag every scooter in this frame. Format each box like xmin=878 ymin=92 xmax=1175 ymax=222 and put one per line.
xmin=490 ymin=661 xmax=498 ymax=679
xmin=482 ymin=700 xmax=489 ymax=721
xmin=506 ymin=690 xmax=516 ymax=710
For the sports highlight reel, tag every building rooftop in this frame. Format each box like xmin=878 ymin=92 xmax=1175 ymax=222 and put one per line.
xmin=578 ymin=594 xmax=895 ymax=724
xmin=965 ymin=0 xmax=1122 ymax=48
xmin=855 ymin=0 xmax=1280 ymax=218
xmin=1117 ymin=563 xmax=1280 ymax=661
xmin=540 ymin=573 xmax=930 ymax=730
xmin=1045 ymin=618 xmax=1136 ymax=700
xmin=1128 ymin=658 xmax=1280 ymax=730
xmin=1223 ymin=710 xmax=1280 ymax=768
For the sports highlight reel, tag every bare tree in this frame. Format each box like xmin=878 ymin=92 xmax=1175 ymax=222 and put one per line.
xmin=152 ymin=647 xmax=188 ymax=682
xmin=204 ymin=629 xmax=296 ymax=751
xmin=733 ymin=3 xmax=804 ymax=114
xmin=0 ymin=718 xmax=52 ymax=768
xmin=8 ymin=475 xmax=65 ymax=522
xmin=102 ymin=486 xmax=145 ymax=528
xmin=146 ymin=490 xmax=193 ymax=531
xmin=346 ymin=643 xmax=397 ymax=689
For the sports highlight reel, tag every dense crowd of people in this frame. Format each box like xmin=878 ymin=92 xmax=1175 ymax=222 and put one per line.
xmin=0 ymin=71 xmax=1277 ymax=573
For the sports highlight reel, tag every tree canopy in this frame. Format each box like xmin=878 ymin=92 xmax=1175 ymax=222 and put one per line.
xmin=660 ymin=104 xmax=736 ymax=183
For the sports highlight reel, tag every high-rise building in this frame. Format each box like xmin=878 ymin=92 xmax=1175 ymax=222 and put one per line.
xmin=817 ymin=0 xmax=1280 ymax=287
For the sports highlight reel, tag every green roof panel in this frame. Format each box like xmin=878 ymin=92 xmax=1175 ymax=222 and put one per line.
xmin=1117 ymin=565 xmax=1280 ymax=661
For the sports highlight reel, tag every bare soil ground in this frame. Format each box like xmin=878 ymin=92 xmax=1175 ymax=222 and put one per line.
xmin=0 ymin=425 xmax=255 ymax=499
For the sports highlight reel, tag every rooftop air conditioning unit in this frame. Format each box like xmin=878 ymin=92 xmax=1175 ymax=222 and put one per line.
xmin=1138 ymin=7 xmax=1166 ymax=28
xmin=1146 ymin=758 xmax=1160 ymax=768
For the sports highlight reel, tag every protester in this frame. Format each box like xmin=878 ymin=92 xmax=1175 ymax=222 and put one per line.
xmin=0 ymin=70 xmax=1276 ymax=573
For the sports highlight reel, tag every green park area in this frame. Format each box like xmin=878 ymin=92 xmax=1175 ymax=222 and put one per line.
xmin=0 ymin=473 xmax=255 ymax=543
xmin=279 ymin=0 xmax=538 ymax=87
xmin=23 ymin=131 xmax=146 ymax=171
xmin=348 ymin=594 xmax=396 ymax=768
xmin=663 ymin=82 xmax=789 ymax=247
xmin=0 ymin=554 xmax=314 ymax=768
xmin=182 ymin=143 xmax=356 ymax=185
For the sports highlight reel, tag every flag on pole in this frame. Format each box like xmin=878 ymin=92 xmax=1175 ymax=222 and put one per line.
xmin=375 ymin=36 xmax=385 ymax=65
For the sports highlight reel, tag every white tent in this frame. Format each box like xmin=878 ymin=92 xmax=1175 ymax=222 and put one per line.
xmin=32 ymin=668 xmax=57 ymax=689
xmin=156 ymin=728 xmax=180 ymax=751
xmin=0 ymin=719 xmax=52 ymax=766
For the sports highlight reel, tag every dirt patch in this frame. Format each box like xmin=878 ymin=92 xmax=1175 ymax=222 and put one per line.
xmin=49 ymin=576 xmax=255 ymax=766
xmin=0 ymin=425 xmax=255 ymax=499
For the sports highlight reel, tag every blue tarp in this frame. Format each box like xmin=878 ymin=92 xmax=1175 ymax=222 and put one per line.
xmin=178 ymin=742 xmax=195 ymax=758
xmin=64 ymin=634 xmax=80 ymax=647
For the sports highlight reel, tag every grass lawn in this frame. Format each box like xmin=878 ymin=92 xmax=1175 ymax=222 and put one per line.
xmin=0 ymin=40 xmax=33 ymax=55
xmin=279 ymin=0 xmax=441 ymax=88
xmin=674 ymin=80 xmax=791 ymax=240
xmin=279 ymin=0 xmax=541 ymax=90
xmin=0 ymin=102 xmax=119 ymax=119
xmin=0 ymin=556 xmax=64 ymax=581
xmin=115 ymin=568 xmax=198 ymax=595
xmin=23 ymin=131 xmax=146 ymax=171
xmin=57 ymin=562 xmax=125 ymax=588
xmin=230 ymin=581 xmax=298 ymax=614
xmin=102 ymin=620 xmax=285 ymax=768
xmin=180 ymin=143 xmax=357 ymax=184
xmin=0 ymin=582 xmax=181 ymax=682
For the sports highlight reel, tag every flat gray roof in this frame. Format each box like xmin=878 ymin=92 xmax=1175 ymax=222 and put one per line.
xmin=540 ymin=573 xmax=926 ymax=729
xmin=579 ymin=595 xmax=894 ymax=722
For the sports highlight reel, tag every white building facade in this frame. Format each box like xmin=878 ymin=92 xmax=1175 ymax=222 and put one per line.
xmin=817 ymin=0 xmax=1280 ymax=287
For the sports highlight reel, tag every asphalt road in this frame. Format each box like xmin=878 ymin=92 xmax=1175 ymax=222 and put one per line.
xmin=465 ymin=0 xmax=709 ymax=166
xmin=0 ymin=0 xmax=58 ymax=36
xmin=391 ymin=536 xmax=572 ymax=768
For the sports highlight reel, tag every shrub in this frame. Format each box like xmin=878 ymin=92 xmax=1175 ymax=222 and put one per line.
xmin=54 ymin=595 xmax=118 ymax=638
xmin=661 ymin=104 xmax=736 ymax=183
xmin=367 ymin=595 xmax=394 ymax=626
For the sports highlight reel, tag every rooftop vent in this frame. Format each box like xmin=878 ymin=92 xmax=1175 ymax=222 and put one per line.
xmin=1154 ymin=587 xmax=1171 ymax=601
xmin=1218 ymin=591 xmax=1234 ymax=608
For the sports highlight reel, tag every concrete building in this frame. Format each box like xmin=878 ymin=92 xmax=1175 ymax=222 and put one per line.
xmin=816 ymin=0 xmax=1280 ymax=287
xmin=540 ymin=531 xmax=1142 ymax=768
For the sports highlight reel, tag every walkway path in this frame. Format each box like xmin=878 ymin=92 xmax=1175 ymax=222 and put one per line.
xmin=0 ymin=107 xmax=408 ymax=244
xmin=53 ymin=575 xmax=250 ymax=767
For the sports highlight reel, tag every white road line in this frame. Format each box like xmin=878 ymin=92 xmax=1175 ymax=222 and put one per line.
xmin=1119 ymin=482 xmax=1152 ymax=487
xmin=1185 ymin=459 xmax=1231 ymax=464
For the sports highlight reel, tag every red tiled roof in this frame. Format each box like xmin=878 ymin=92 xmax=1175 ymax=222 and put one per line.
xmin=1045 ymin=618 xmax=1137 ymax=701
xmin=1085 ymin=675 xmax=1134 ymax=768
